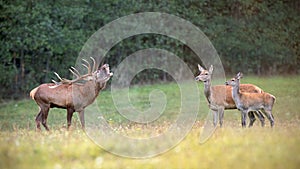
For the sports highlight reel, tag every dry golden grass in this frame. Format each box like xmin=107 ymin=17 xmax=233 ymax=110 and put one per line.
xmin=0 ymin=76 xmax=299 ymax=169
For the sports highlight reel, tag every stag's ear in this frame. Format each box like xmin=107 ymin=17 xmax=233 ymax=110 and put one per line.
xmin=209 ymin=65 xmax=213 ymax=74
xmin=236 ymin=72 xmax=243 ymax=79
xmin=198 ymin=64 xmax=205 ymax=72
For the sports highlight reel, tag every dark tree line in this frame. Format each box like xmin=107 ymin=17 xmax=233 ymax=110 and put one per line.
xmin=0 ymin=0 xmax=299 ymax=99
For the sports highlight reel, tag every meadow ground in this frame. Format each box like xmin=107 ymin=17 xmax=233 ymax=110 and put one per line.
xmin=0 ymin=76 xmax=299 ymax=169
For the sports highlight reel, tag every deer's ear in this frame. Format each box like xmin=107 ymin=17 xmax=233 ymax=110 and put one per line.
xmin=198 ymin=64 xmax=205 ymax=72
xmin=209 ymin=65 xmax=213 ymax=74
xmin=236 ymin=72 xmax=243 ymax=79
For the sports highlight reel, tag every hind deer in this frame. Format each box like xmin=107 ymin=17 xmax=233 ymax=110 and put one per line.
xmin=195 ymin=65 xmax=265 ymax=127
xmin=30 ymin=57 xmax=113 ymax=131
xmin=225 ymin=72 xmax=275 ymax=127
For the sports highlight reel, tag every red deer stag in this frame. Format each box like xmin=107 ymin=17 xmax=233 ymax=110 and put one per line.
xmin=30 ymin=57 xmax=113 ymax=131
xmin=195 ymin=65 xmax=265 ymax=127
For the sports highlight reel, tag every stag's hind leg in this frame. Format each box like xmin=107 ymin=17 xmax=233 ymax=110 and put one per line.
xmin=35 ymin=105 xmax=50 ymax=131
xmin=41 ymin=107 xmax=50 ymax=131
xmin=35 ymin=108 xmax=43 ymax=131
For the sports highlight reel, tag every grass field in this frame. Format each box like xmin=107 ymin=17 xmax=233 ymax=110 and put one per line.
xmin=0 ymin=76 xmax=300 ymax=169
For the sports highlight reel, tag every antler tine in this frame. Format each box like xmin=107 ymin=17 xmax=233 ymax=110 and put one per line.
xmin=69 ymin=66 xmax=81 ymax=78
xmin=82 ymin=59 xmax=91 ymax=74
xmin=52 ymin=79 xmax=60 ymax=85
xmin=90 ymin=57 xmax=96 ymax=72
xmin=69 ymin=68 xmax=80 ymax=79
xmin=81 ymin=63 xmax=90 ymax=74
xmin=71 ymin=66 xmax=81 ymax=76
xmin=54 ymin=72 xmax=63 ymax=81
xmin=51 ymin=59 xmax=95 ymax=85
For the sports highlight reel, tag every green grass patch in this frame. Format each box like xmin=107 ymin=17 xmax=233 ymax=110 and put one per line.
xmin=0 ymin=76 xmax=299 ymax=169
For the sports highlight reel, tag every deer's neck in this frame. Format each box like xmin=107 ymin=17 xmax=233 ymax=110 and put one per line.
xmin=232 ymin=81 xmax=242 ymax=108
xmin=96 ymin=81 xmax=107 ymax=94
xmin=81 ymin=80 xmax=106 ymax=100
xmin=203 ymin=80 xmax=212 ymax=104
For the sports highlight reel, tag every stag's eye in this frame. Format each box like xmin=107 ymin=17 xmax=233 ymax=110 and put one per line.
xmin=205 ymin=73 xmax=208 ymax=75
xmin=231 ymin=79 xmax=234 ymax=81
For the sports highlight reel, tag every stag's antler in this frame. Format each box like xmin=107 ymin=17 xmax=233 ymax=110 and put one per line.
xmin=52 ymin=57 xmax=97 ymax=85
xmin=69 ymin=66 xmax=81 ymax=79
xmin=90 ymin=57 xmax=96 ymax=73
xmin=82 ymin=59 xmax=91 ymax=75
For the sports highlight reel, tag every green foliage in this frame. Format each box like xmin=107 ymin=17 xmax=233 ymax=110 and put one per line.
xmin=0 ymin=0 xmax=299 ymax=99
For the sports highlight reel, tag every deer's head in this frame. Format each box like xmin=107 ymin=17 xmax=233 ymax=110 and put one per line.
xmin=195 ymin=64 xmax=213 ymax=82
xmin=225 ymin=72 xmax=243 ymax=86
xmin=95 ymin=64 xmax=113 ymax=83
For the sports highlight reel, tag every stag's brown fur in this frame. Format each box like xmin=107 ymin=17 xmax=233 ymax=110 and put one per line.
xmin=30 ymin=63 xmax=112 ymax=131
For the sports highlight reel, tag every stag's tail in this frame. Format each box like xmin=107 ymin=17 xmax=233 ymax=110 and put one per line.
xmin=30 ymin=87 xmax=38 ymax=100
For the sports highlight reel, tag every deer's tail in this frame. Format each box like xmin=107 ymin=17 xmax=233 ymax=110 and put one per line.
xmin=30 ymin=87 xmax=38 ymax=100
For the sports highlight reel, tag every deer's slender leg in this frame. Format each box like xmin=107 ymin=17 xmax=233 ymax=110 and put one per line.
xmin=255 ymin=110 xmax=265 ymax=127
xmin=35 ymin=108 xmax=42 ymax=131
xmin=67 ymin=108 xmax=75 ymax=129
xmin=218 ymin=108 xmax=224 ymax=127
xmin=41 ymin=106 xmax=50 ymax=131
xmin=211 ymin=109 xmax=218 ymax=127
xmin=78 ymin=110 xmax=85 ymax=129
xmin=263 ymin=109 xmax=274 ymax=127
xmin=248 ymin=111 xmax=256 ymax=127
xmin=241 ymin=110 xmax=247 ymax=128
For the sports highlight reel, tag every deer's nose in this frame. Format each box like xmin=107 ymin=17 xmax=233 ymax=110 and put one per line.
xmin=195 ymin=77 xmax=199 ymax=81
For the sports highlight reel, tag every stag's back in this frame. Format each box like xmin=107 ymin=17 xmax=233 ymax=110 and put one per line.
xmin=30 ymin=83 xmax=73 ymax=108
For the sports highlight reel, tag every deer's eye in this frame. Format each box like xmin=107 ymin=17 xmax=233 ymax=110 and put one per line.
xmin=231 ymin=79 xmax=234 ymax=81
xmin=205 ymin=73 xmax=208 ymax=75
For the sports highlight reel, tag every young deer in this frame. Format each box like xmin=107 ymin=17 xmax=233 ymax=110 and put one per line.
xmin=225 ymin=72 xmax=275 ymax=127
xmin=195 ymin=65 xmax=265 ymax=127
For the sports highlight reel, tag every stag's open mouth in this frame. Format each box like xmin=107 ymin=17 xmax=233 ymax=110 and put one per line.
xmin=103 ymin=64 xmax=113 ymax=77
xmin=97 ymin=64 xmax=113 ymax=82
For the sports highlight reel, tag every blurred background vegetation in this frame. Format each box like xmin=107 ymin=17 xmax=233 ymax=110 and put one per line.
xmin=0 ymin=0 xmax=299 ymax=100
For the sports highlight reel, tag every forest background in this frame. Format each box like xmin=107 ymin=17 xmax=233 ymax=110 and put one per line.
xmin=0 ymin=0 xmax=299 ymax=100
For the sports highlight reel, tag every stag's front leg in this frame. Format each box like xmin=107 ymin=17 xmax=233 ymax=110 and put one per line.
xmin=78 ymin=110 xmax=85 ymax=129
xmin=67 ymin=108 xmax=75 ymax=129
